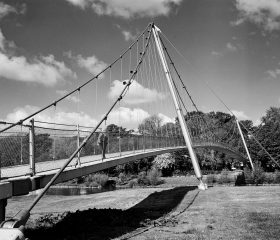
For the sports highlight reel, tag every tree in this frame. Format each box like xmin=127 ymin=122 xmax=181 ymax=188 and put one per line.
xmin=138 ymin=115 xmax=162 ymax=135
xmin=247 ymin=107 xmax=280 ymax=170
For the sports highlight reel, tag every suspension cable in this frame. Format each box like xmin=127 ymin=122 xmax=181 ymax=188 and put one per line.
xmin=15 ymin=23 xmax=154 ymax=222
xmin=0 ymin=24 xmax=151 ymax=134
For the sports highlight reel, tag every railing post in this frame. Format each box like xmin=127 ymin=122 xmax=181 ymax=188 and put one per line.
xmin=108 ymin=133 xmax=110 ymax=154
xmin=143 ymin=133 xmax=145 ymax=152
xmin=29 ymin=119 xmax=35 ymax=176
xmin=76 ymin=124 xmax=81 ymax=167
xmin=119 ymin=136 xmax=121 ymax=156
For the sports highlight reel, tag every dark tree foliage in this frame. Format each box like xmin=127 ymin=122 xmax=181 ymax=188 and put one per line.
xmin=247 ymin=107 xmax=280 ymax=171
xmin=35 ymin=134 xmax=53 ymax=162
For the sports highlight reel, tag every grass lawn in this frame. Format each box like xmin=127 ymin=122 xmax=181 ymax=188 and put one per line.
xmin=6 ymin=178 xmax=280 ymax=239
xmin=137 ymin=185 xmax=280 ymax=240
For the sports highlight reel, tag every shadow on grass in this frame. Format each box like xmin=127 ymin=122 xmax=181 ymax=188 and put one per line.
xmin=25 ymin=186 xmax=196 ymax=240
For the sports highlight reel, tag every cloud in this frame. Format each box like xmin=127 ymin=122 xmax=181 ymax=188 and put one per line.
xmin=0 ymin=29 xmax=5 ymax=51
xmin=0 ymin=53 xmax=76 ymax=86
xmin=158 ymin=113 xmax=175 ymax=124
xmin=0 ymin=3 xmax=76 ymax=86
xmin=66 ymin=51 xmax=107 ymax=77
xmin=231 ymin=110 xmax=249 ymax=120
xmin=56 ymin=90 xmax=81 ymax=103
xmin=65 ymin=0 xmax=183 ymax=19
xmin=122 ymin=30 xmax=136 ymax=41
xmin=234 ymin=0 xmax=280 ymax=31
xmin=107 ymin=107 xmax=150 ymax=127
xmin=4 ymin=105 xmax=98 ymax=128
xmin=0 ymin=2 xmax=16 ymax=19
xmin=211 ymin=51 xmax=223 ymax=57
xmin=114 ymin=24 xmax=137 ymax=41
xmin=108 ymin=80 xmax=166 ymax=105
xmin=226 ymin=42 xmax=237 ymax=52
xmin=211 ymin=42 xmax=238 ymax=57
xmin=267 ymin=68 xmax=280 ymax=79
xmin=65 ymin=0 xmax=88 ymax=9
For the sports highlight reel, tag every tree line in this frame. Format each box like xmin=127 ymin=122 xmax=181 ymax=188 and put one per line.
xmin=1 ymin=107 xmax=279 ymax=172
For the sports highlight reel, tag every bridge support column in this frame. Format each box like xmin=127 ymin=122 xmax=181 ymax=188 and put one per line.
xmin=0 ymin=198 xmax=7 ymax=223
xmin=152 ymin=24 xmax=207 ymax=190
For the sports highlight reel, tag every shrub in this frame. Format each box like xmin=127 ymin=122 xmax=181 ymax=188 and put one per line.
xmin=84 ymin=173 xmax=109 ymax=188
xmin=153 ymin=153 xmax=175 ymax=177
xmin=128 ymin=179 xmax=138 ymax=188
xmin=147 ymin=168 xmax=162 ymax=186
xmin=264 ymin=172 xmax=275 ymax=184
xmin=244 ymin=167 xmax=253 ymax=184
xmin=137 ymin=171 xmax=149 ymax=185
xmin=244 ymin=163 xmax=265 ymax=185
xmin=218 ymin=169 xmax=231 ymax=184
xmin=275 ymin=171 xmax=280 ymax=184
xmin=206 ymin=174 xmax=216 ymax=184
xmin=235 ymin=172 xmax=246 ymax=186
xmin=117 ymin=172 xmax=128 ymax=185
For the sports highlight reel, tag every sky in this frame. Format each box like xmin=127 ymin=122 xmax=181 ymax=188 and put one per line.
xmin=0 ymin=0 xmax=280 ymax=130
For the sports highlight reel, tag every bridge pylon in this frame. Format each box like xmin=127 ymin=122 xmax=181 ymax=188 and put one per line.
xmin=152 ymin=24 xmax=207 ymax=190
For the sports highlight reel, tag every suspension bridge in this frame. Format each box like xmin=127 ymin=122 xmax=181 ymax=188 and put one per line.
xmin=0 ymin=23 xmax=258 ymax=239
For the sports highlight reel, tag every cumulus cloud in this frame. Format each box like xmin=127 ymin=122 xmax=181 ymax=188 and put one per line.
xmin=231 ymin=110 xmax=249 ymax=120
xmin=0 ymin=3 xmax=76 ymax=86
xmin=158 ymin=113 xmax=175 ymax=124
xmin=234 ymin=0 xmax=280 ymax=31
xmin=211 ymin=51 xmax=223 ymax=57
xmin=0 ymin=2 xmax=16 ymax=19
xmin=122 ymin=30 xmax=137 ymax=41
xmin=108 ymin=80 xmax=166 ymax=105
xmin=0 ymin=53 xmax=76 ymax=86
xmin=107 ymin=107 xmax=150 ymax=127
xmin=4 ymin=105 xmax=98 ymax=128
xmin=226 ymin=42 xmax=237 ymax=52
xmin=56 ymin=90 xmax=81 ymax=103
xmin=267 ymin=68 xmax=280 ymax=79
xmin=65 ymin=0 xmax=183 ymax=19
xmin=66 ymin=51 xmax=107 ymax=77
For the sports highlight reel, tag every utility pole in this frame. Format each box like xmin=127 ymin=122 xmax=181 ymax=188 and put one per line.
xmin=152 ymin=24 xmax=207 ymax=190
xmin=236 ymin=119 xmax=254 ymax=171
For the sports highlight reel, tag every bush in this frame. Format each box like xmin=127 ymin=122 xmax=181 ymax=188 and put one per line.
xmin=244 ymin=163 xmax=265 ymax=185
xmin=235 ymin=172 xmax=246 ymax=186
xmin=84 ymin=173 xmax=109 ymax=188
xmin=206 ymin=174 xmax=216 ymax=184
xmin=147 ymin=168 xmax=162 ymax=186
xmin=218 ymin=169 xmax=231 ymax=184
xmin=153 ymin=153 xmax=175 ymax=177
xmin=137 ymin=171 xmax=149 ymax=185
xmin=128 ymin=179 xmax=138 ymax=188
xmin=264 ymin=172 xmax=275 ymax=184
xmin=117 ymin=172 xmax=128 ymax=185
xmin=275 ymin=171 xmax=280 ymax=184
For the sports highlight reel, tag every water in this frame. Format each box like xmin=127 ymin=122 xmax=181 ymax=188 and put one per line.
xmin=45 ymin=186 xmax=116 ymax=196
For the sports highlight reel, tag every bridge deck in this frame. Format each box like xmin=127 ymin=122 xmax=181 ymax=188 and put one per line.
xmin=0 ymin=142 xmax=246 ymax=200
xmin=0 ymin=146 xmax=186 ymax=200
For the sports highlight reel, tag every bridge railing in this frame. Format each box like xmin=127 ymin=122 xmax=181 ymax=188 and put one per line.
xmin=0 ymin=123 xmax=30 ymax=167
xmin=0 ymin=121 xmax=186 ymax=178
